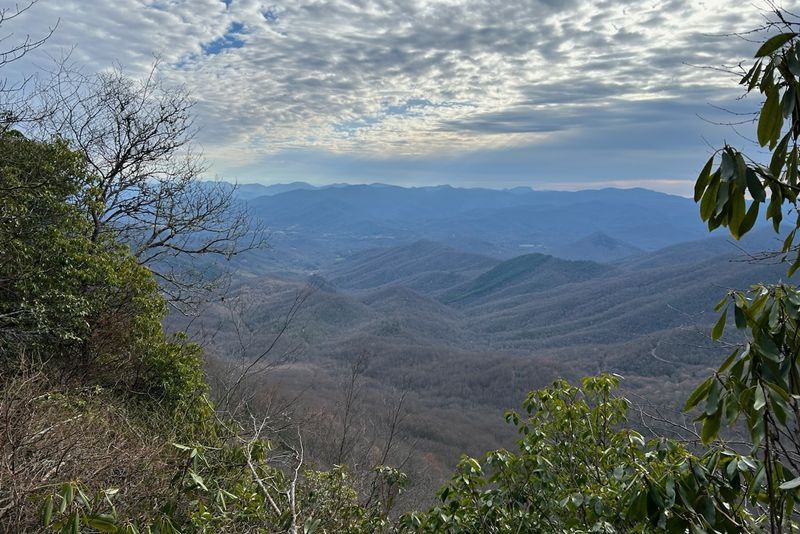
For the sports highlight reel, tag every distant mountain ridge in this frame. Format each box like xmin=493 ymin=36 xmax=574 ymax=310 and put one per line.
xmin=232 ymin=183 xmax=728 ymax=271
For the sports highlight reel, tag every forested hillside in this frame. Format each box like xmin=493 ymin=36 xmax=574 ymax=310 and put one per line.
xmin=170 ymin=230 xmax=789 ymax=488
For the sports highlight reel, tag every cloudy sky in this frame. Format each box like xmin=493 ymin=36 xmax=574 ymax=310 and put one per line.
xmin=4 ymin=0 xmax=796 ymax=194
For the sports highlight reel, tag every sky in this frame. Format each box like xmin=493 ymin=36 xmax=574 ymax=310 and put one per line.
xmin=3 ymin=0 xmax=797 ymax=195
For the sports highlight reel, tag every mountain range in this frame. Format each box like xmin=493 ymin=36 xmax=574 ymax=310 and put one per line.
xmin=176 ymin=183 xmax=789 ymax=480
xmin=227 ymin=183 xmax=725 ymax=270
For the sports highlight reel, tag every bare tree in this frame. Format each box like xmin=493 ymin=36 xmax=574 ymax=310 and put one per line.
xmin=0 ymin=1 xmax=57 ymax=128
xmin=35 ymin=64 xmax=267 ymax=308
xmin=335 ymin=351 xmax=369 ymax=465
xmin=0 ymin=2 xmax=54 ymax=71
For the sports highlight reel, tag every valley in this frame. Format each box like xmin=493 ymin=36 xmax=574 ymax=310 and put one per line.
xmin=172 ymin=183 xmax=789 ymax=497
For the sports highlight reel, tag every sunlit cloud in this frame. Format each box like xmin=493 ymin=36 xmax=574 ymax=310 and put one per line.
xmin=3 ymin=0 xmax=795 ymax=191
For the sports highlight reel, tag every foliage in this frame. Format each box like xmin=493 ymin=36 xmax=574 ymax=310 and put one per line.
xmin=0 ymin=127 xmax=207 ymax=417
xmin=686 ymin=282 xmax=800 ymax=529
xmin=401 ymin=375 xmax=758 ymax=533
xmin=16 ymin=6 xmax=800 ymax=534
xmin=687 ymin=9 xmax=800 ymax=533
xmin=0 ymin=129 xmax=93 ymax=350
xmin=694 ymin=13 xmax=800 ymax=269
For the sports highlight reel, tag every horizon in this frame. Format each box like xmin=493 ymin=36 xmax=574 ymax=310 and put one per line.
xmin=5 ymin=0 xmax=786 ymax=196
xmin=220 ymin=179 xmax=698 ymax=198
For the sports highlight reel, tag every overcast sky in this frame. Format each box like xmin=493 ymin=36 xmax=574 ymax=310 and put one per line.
xmin=4 ymin=0 xmax=797 ymax=194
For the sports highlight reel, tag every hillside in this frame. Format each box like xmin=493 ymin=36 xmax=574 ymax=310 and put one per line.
xmin=441 ymin=253 xmax=613 ymax=304
xmin=328 ymin=240 xmax=499 ymax=293
xmin=172 ymin=229 xmax=789 ymax=493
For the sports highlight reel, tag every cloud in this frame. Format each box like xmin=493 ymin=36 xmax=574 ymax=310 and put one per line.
xmin=1 ymin=0 xmax=793 ymax=191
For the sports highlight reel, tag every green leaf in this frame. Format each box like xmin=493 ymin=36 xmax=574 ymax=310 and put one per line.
xmin=718 ymin=347 xmax=741 ymax=372
xmin=701 ymin=409 xmax=722 ymax=444
xmin=684 ymin=376 xmax=714 ymax=411
xmin=712 ymin=307 xmax=728 ymax=340
xmin=42 ymin=495 xmax=53 ymax=527
xmin=783 ymin=85 xmax=797 ymax=119
xmin=761 ymin=60 xmax=776 ymax=92
xmin=783 ymin=229 xmax=797 ymax=253
xmin=69 ymin=511 xmax=80 ymax=534
xmin=720 ymin=150 xmax=735 ymax=181
xmin=705 ymin=379 xmax=721 ymax=416
xmin=737 ymin=201 xmax=760 ymax=237
xmin=729 ymin=190 xmax=746 ymax=237
xmin=64 ymin=483 xmax=74 ymax=507
xmin=734 ymin=303 xmax=748 ymax=329
xmin=724 ymin=390 xmax=740 ymax=425
xmin=700 ymin=173 xmax=720 ymax=221
xmin=758 ymin=85 xmax=783 ymax=148
xmin=755 ymin=33 xmax=797 ymax=57
xmin=754 ymin=335 xmax=782 ymax=362
xmin=767 ymin=186 xmax=784 ymax=230
xmin=665 ymin=476 xmax=676 ymax=508
xmin=714 ymin=293 xmax=729 ymax=312
xmin=788 ymin=256 xmax=800 ymax=277
xmin=769 ymin=134 xmax=790 ymax=178
xmin=780 ymin=477 xmax=800 ymax=490
xmin=747 ymin=168 xmax=767 ymax=202
xmin=189 ymin=471 xmax=208 ymax=491
xmin=694 ymin=155 xmax=714 ymax=202
xmin=749 ymin=60 xmax=763 ymax=91
xmin=754 ymin=385 xmax=767 ymax=412
xmin=790 ymin=50 xmax=800 ymax=76
xmin=86 ymin=514 xmax=119 ymax=532
xmin=735 ymin=152 xmax=748 ymax=186
xmin=715 ymin=180 xmax=730 ymax=217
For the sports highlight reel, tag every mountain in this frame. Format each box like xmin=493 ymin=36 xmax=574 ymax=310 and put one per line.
xmin=201 ymin=180 xmax=318 ymax=201
xmin=244 ymin=181 xmax=318 ymax=198
xmin=327 ymin=240 xmax=499 ymax=293
xmin=243 ymin=185 xmax=719 ymax=271
xmin=442 ymin=253 xmax=613 ymax=305
xmin=554 ymin=232 xmax=643 ymax=262
xmin=171 ymin=185 xmax=787 ymax=500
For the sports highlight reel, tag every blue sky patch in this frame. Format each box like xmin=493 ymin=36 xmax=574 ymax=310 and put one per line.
xmin=202 ymin=22 xmax=246 ymax=56
xmin=263 ymin=7 xmax=279 ymax=24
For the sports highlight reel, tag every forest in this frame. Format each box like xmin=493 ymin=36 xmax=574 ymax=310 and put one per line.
xmin=6 ymin=2 xmax=800 ymax=533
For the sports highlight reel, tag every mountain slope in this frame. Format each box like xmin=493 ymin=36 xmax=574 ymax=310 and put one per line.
xmin=553 ymin=232 xmax=643 ymax=262
xmin=442 ymin=253 xmax=614 ymax=305
xmin=328 ymin=240 xmax=499 ymax=293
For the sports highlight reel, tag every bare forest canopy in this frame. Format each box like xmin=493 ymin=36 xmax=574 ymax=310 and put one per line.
xmin=174 ymin=183 xmax=788 ymax=488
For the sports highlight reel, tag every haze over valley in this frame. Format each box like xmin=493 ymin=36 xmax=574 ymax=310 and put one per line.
xmin=174 ymin=182 xmax=788 ymax=488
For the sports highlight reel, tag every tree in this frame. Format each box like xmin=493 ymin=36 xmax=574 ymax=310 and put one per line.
xmin=0 ymin=2 xmax=54 ymax=72
xmin=0 ymin=129 xmax=90 ymax=353
xmin=0 ymin=1 xmax=57 ymax=129
xmin=687 ymin=7 xmax=800 ymax=533
xmin=34 ymin=65 xmax=266 ymax=308
xmin=401 ymin=375 xmax=757 ymax=532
